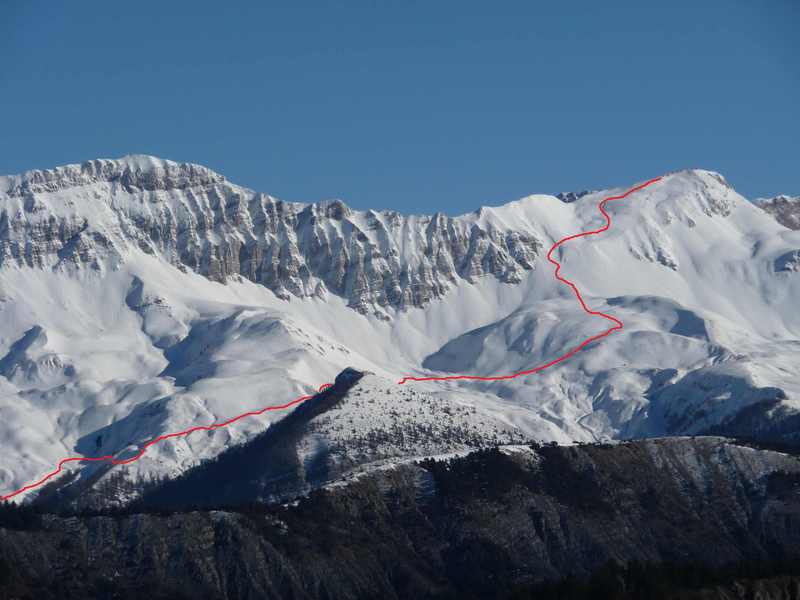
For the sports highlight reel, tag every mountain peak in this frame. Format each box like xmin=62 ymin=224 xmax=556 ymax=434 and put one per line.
xmin=101 ymin=154 xmax=178 ymax=171
xmin=0 ymin=155 xmax=226 ymax=197
xmin=663 ymin=168 xmax=730 ymax=184
xmin=305 ymin=198 xmax=353 ymax=220
xmin=756 ymin=194 xmax=800 ymax=230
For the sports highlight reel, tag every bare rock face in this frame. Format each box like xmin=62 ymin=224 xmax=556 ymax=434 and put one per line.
xmin=555 ymin=190 xmax=593 ymax=203
xmin=756 ymin=195 xmax=800 ymax=230
xmin=0 ymin=156 xmax=542 ymax=313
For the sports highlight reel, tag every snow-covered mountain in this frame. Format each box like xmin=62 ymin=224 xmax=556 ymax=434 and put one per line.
xmin=1 ymin=155 xmax=799 ymax=504
xmin=0 ymin=156 xmax=540 ymax=315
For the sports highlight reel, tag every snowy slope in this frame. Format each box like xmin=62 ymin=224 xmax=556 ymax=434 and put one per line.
xmin=421 ymin=172 xmax=800 ymax=440
xmin=131 ymin=370 xmax=530 ymax=509
xmin=1 ymin=157 xmax=799 ymax=503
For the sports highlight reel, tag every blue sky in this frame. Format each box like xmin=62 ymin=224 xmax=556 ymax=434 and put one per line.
xmin=1 ymin=0 xmax=797 ymax=214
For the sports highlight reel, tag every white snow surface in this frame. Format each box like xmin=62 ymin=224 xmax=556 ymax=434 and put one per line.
xmin=1 ymin=158 xmax=799 ymax=500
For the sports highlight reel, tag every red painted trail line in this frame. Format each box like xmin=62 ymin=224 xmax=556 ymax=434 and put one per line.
xmin=0 ymin=383 xmax=333 ymax=501
xmin=1 ymin=177 xmax=662 ymax=502
xmin=396 ymin=176 xmax=663 ymax=384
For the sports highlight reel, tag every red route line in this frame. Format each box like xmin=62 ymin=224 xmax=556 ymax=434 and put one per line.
xmin=0 ymin=383 xmax=334 ymax=501
xmin=1 ymin=176 xmax=662 ymax=502
xmin=396 ymin=175 xmax=663 ymax=384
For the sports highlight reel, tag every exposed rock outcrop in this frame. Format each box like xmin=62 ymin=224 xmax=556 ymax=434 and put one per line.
xmin=756 ymin=195 xmax=800 ymax=230
xmin=0 ymin=156 xmax=542 ymax=313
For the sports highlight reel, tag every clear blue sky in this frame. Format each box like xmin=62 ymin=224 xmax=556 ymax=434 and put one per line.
xmin=1 ymin=0 xmax=797 ymax=214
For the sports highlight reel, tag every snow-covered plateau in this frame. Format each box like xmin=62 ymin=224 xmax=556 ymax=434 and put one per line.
xmin=1 ymin=156 xmax=799 ymax=502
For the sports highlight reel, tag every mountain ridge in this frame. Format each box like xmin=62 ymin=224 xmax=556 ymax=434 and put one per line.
xmin=0 ymin=154 xmax=546 ymax=314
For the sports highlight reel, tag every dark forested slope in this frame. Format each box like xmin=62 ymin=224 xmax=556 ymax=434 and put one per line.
xmin=3 ymin=437 xmax=800 ymax=599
